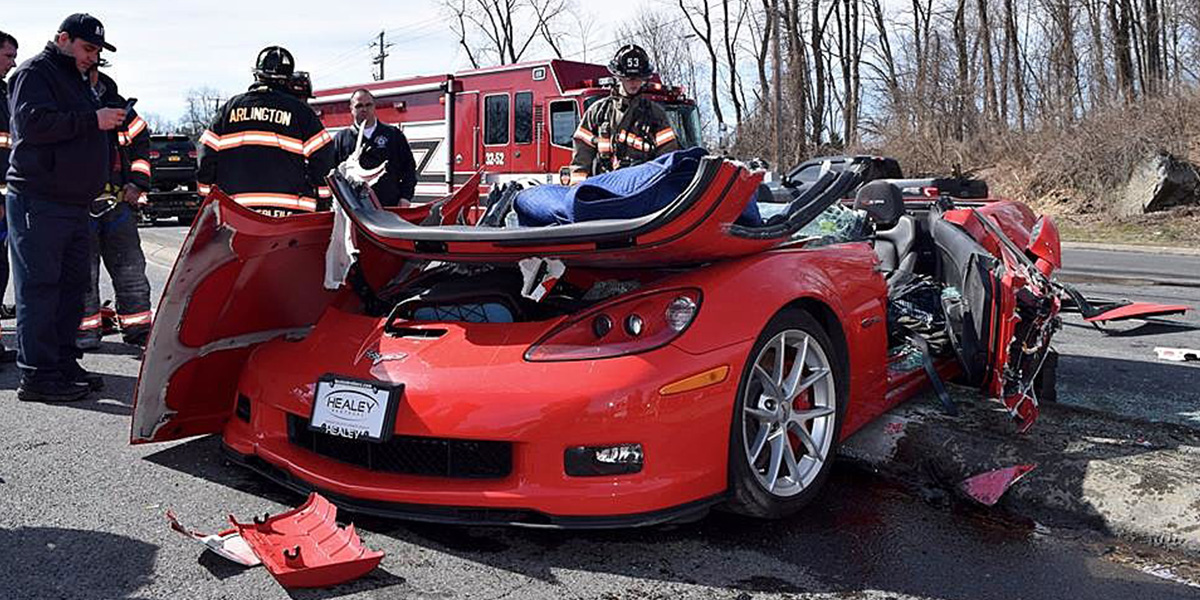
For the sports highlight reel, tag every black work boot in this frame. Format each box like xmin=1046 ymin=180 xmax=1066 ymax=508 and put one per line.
xmin=61 ymin=362 xmax=105 ymax=391
xmin=18 ymin=379 xmax=89 ymax=403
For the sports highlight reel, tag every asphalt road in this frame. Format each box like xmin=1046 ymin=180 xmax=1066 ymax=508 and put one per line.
xmin=1054 ymin=245 xmax=1200 ymax=429
xmin=1 ymin=225 xmax=1199 ymax=599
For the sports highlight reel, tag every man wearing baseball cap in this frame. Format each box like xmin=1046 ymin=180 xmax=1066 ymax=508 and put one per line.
xmin=5 ymin=13 xmax=125 ymax=402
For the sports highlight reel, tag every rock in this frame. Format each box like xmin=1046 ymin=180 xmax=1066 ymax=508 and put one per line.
xmin=1116 ymin=153 xmax=1200 ymax=217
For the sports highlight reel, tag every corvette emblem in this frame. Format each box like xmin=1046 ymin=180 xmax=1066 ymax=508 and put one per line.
xmin=364 ymin=349 xmax=408 ymax=365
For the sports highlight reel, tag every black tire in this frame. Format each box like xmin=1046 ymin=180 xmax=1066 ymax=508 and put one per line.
xmin=725 ymin=308 xmax=848 ymax=519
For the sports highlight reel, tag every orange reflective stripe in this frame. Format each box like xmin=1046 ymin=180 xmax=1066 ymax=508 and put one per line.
xmin=231 ymin=193 xmax=317 ymax=212
xmin=303 ymin=130 xmax=332 ymax=157
xmin=596 ymin=137 xmax=613 ymax=154
xmin=573 ymin=127 xmax=596 ymax=147
xmin=198 ymin=183 xmax=213 ymax=196
xmin=199 ymin=130 xmax=221 ymax=150
xmin=131 ymin=159 xmax=151 ymax=176
xmin=125 ymin=116 xmax=147 ymax=139
xmin=203 ymin=131 xmax=306 ymax=154
xmin=618 ymin=130 xmax=648 ymax=151
xmin=118 ymin=311 xmax=152 ymax=326
xmin=655 ymin=128 xmax=677 ymax=146
xmin=79 ymin=313 xmax=103 ymax=330
xmin=317 ymin=186 xmax=332 ymax=198
xmin=0 ymin=132 xmax=10 ymax=148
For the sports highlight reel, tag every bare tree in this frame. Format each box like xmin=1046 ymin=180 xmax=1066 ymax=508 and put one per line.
xmin=721 ymin=0 xmax=750 ymax=126
xmin=679 ymin=0 xmax=728 ymax=128
xmin=179 ymin=87 xmax=226 ymax=141
xmin=441 ymin=0 xmax=571 ymax=67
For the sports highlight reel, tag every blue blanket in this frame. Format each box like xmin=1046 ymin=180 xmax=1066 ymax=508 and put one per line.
xmin=514 ymin=148 xmax=760 ymax=227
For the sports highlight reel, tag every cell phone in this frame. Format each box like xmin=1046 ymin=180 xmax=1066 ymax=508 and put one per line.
xmin=124 ymin=97 xmax=137 ymax=112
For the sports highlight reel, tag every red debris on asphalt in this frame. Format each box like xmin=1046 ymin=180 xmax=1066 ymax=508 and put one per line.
xmin=230 ymin=493 xmax=384 ymax=589
xmin=960 ymin=464 xmax=1037 ymax=506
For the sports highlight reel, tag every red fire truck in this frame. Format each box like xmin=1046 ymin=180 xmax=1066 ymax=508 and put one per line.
xmin=310 ymin=59 xmax=701 ymax=201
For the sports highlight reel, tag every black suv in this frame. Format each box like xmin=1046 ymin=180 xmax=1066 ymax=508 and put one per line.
xmin=149 ymin=133 xmax=197 ymax=192
xmin=144 ymin=134 xmax=202 ymax=224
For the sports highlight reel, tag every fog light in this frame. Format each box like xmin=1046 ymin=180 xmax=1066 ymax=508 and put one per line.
xmin=592 ymin=314 xmax=614 ymax=338
xmin=564 ymin=443 xmax=644 ymax=476
xmin=624 ymin=314 xmax=644 ymax=336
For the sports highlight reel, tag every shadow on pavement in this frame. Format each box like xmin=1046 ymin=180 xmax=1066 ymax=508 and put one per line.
xmin=1058 ymin=354 xmax=1200 ymax=429
xmin=359 ymin=468 xmax=1197 ymax=600
xmin=0 ymin=527 xmax=156 ymax=599
xmin=1062 ymin=318 xmax=1200 ymax=338
xmin=0 ymin=365 xmax=138 ymax=416
xmin=138 ymin=428 xmax=1199 ymax=599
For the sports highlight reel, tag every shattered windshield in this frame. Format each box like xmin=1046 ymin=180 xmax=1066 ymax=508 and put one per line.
xmin=664 ymin=104 xmax=703 ymax=149
xmin=794 ymin=202 xmax=868 ymax=245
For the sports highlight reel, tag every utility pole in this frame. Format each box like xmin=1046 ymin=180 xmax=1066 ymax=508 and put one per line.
xmin=771 ymin=0 xmax=782 ymax=173
xmin=371 ymin=30 xmax=394 ymax=81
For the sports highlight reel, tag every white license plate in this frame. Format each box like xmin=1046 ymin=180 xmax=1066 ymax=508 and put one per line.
xmin=308 ymin=377 xmax=402 ymax=442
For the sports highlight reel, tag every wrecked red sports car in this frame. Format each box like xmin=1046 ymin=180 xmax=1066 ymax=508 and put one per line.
xmin=132 ymin=152 xmax=1063 ymax=527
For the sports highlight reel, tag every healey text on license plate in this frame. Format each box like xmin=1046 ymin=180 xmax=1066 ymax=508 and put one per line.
xmin=308 ymin=376 xmax=402 ymax=442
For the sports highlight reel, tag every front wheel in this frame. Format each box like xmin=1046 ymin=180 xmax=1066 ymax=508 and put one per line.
xmin=725 ymin=308 xmax=847 ymax=519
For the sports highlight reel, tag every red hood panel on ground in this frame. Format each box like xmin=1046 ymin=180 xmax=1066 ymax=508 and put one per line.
xmin=130 ymin=195 xmax=340 ymax=443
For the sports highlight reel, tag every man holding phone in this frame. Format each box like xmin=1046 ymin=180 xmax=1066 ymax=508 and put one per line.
xmin=76 ymin=64 xmax=153 ymax=351
xmin=5 ymin=14 xmax=122 ymax=402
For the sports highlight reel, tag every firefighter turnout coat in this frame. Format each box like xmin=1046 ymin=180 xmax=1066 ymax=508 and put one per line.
xmin=197 ymin=83 xmax=335 ymax=216
xmin=570 ymin=92 xmax=680 ymax=181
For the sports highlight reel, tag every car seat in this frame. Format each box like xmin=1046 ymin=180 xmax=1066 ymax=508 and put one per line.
xmin=854 ymin=181 xmax=916 ymax=279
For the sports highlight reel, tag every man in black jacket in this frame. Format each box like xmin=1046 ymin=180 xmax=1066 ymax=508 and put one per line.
xmin=197 ymin=46 xmax=335 ymax=217
xmin=332 ymin=89 xmax=417 ymax=206
xmin=6 ymin=14 xmax=125 ymax=402
xmin=0 ymin=30 xmax=19 ymax=362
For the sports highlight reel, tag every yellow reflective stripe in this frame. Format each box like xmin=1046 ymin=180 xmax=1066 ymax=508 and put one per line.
xmin=0 ymin=132 xmax=10 ymax=148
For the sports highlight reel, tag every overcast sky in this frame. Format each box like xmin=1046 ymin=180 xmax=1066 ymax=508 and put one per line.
xmin=3 ymin=1 xmax=645 ymax=125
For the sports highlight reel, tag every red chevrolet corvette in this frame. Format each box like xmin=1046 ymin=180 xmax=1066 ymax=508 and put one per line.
xmin=132 ymin=154 xmax=1064 ymax=527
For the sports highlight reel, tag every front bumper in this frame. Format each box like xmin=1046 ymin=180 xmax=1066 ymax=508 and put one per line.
xmin=223 ymin=443 xmax=723 ymax=528
xmin=221 ymin=305 xmax=749 ymax=525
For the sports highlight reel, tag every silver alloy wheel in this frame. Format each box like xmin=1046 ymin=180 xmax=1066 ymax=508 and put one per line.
xmin=741 ymin=329 xmax=837 ymax=497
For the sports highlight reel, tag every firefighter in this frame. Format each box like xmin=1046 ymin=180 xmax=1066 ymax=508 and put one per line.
xmin=197 ymin=46 xmax=335 ymax=217
xmin=569 ymin=44 xmax=681 ymax=183
xmin=0 ymin=30 xmax=18 ymax=362
xmin=76 ymin=65 xmax=153 ymax=350
xmin=332 ymin=89 xmax=418 ymax=207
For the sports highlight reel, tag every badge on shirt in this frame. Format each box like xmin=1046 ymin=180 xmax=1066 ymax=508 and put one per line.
xmin=374 ymin=135 xmax=388 ymax=149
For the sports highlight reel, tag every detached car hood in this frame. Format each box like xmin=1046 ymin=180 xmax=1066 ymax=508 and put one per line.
xmin=130 ymin=196 xmax=343 ymax=443
xmin=335 ymin=155 xmax=861 ymax=267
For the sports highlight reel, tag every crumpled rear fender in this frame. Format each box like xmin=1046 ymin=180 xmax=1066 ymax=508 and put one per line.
xmin=130 ymin=193 xmax=341 ymax=443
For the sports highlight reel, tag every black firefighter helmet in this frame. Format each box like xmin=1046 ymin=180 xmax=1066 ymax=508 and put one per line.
xmin=254 ymin=45 xmax=295 ymax=82
xmin=607 ymin=44 xmax=654 ymax=79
